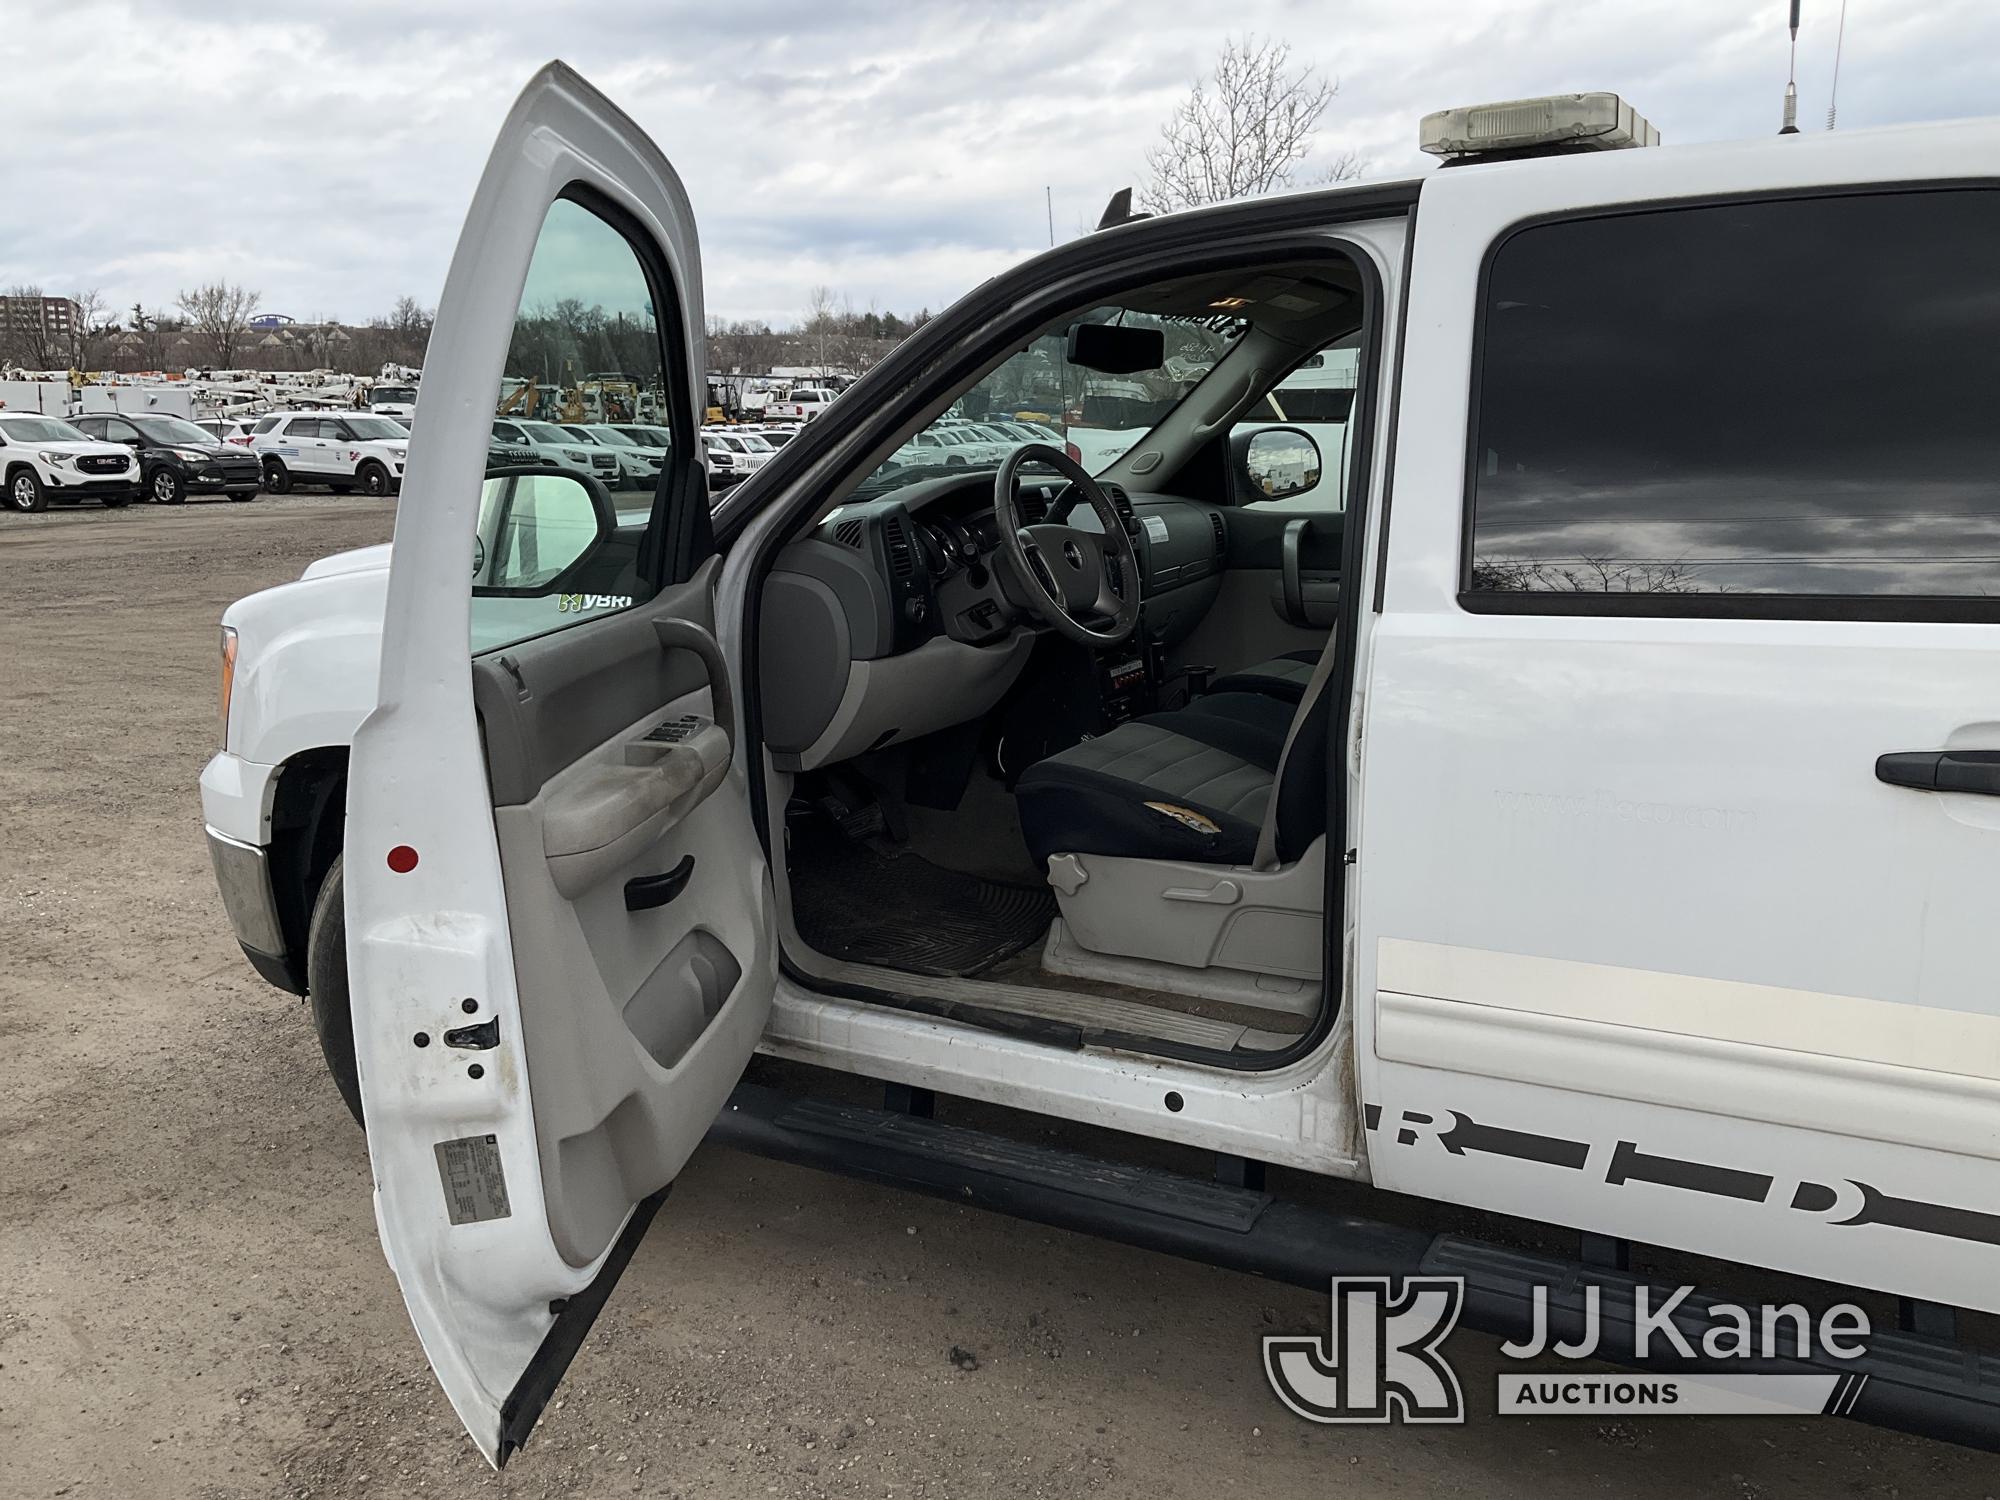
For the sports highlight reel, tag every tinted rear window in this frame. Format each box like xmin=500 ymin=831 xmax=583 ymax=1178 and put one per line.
xmin=1466 ymin=189 xmax=2000 ymax=612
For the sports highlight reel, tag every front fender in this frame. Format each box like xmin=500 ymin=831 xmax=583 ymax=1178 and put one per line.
xmin=226 ymin=566 xmax=387 ymax=769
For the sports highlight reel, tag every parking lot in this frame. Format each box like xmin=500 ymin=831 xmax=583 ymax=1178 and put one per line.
xmin=0 ymin=496 xmax=1992 ymax=1499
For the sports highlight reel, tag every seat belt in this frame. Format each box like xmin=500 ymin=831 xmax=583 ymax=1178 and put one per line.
xmin=1251 ymin=638 xmax=1341 ymax=871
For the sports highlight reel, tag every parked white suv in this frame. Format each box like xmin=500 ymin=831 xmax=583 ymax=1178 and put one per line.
xmin=251 ymin=411 xmax=409 ymax=496
xmin=489 ymin=416 xmax=619 ymax=485
xmin=700 ymin=427 xmax=775 ymax=471
xmin=197 ymin=69 xmax=2000 ymax=1467
xmin=558 ymin=422 xmax=661 ymax=489
xmin=0 ymin=411 xmax=140 ymax=512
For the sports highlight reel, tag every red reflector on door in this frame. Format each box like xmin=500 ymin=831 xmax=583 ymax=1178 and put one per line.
xmin=387 ymin=845 xmax=420 ymax=873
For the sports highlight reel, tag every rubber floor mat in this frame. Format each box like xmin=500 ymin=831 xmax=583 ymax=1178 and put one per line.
xmin=789 ymin=823 xmax=1056 ymax=978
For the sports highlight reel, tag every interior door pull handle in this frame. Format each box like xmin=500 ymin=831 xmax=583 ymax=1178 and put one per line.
xmin=626 ymin=854 xmax=695 ymax=912
xmin=1281 ymin=517 xmax=1312 ymax=626
xmin=1876 ymin=750 xmax=2000 ymax=796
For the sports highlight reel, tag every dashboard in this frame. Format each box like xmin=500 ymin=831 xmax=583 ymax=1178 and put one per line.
xmin=758 ymin=470 xmax=1231 ymax=771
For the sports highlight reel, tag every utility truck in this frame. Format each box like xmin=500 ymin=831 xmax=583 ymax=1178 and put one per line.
xmin=199 ymin=70 xmax=2000 ymax=1466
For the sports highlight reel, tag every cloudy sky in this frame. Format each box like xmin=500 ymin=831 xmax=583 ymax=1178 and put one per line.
xmin=3 ymin=1 xmax=1993 ymax=330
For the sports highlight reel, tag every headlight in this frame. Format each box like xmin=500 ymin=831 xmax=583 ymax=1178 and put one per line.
xmin=219 ymin=626 xmax=239 ymax=749
xmin=565 ymin=449 xmax=591 ymax=463
xmin=38 ymin=450 xmax=77 ymax=466
xmin=171 ymin=448 xmax=209 ymax=462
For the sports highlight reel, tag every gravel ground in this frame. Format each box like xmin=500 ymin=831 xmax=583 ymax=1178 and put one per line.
xmin=1 ymin=494 xmax=1994 ymax=1499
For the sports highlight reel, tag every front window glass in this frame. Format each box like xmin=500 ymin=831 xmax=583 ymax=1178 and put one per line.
xmin=470 ymin=194 xmax=672 ymax=652
xmin=344 ymin=416 xmax=406 ymax=441
xmin=851 ymin=303 xmax=1246 ymax=501
xmin=1232 ymin=336 xmax=1358 ymax=513
xmin=373 ymin=386 xmax=417 ymax=404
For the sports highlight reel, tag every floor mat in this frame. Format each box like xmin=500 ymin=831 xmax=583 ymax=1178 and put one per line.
xmin=789 ymin=822 xmax=1056 ymax=978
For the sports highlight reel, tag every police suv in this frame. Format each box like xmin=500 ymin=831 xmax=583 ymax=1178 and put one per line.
xmin=250 ymin=410 xmax=410 ymax=496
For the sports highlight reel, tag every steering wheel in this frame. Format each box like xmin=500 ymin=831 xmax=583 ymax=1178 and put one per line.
xmin=993 ymin=444 xmax=1141 ymax=648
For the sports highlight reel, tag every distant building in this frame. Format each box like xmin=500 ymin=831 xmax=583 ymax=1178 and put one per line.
xmin=0 ymin=294 xmax=82 ymax=338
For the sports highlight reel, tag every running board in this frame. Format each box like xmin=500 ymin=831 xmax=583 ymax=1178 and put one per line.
xmin=706 ymin=1082 xmax=2000 ymax=1454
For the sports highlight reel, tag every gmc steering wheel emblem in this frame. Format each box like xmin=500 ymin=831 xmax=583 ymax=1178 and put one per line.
xmin=1062 ymin=539 xmax=1085 ymax=570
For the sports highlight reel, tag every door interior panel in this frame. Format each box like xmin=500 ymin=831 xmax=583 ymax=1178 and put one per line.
xmin=471 ymin=556 xmax=776 ymax=1269
xmin=472 ymin=559 xmax=722 ymax=806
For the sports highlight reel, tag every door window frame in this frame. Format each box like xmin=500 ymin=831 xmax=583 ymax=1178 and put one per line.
xmin=1456 ymin=180 xmax=2000 ymax=624
xmin=737 ymin=220 xmax=1403 ymax=1074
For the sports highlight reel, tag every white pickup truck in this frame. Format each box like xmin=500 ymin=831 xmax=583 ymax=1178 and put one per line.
xmin=199 ymin=69 xmax=2000 ymax=1468
xmin=760 ymin=384 xmax=837 ymax=421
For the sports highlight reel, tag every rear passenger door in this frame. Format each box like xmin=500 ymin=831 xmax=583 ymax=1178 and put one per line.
xmin=1359 ymin=138 xmax=2000 ymax=1316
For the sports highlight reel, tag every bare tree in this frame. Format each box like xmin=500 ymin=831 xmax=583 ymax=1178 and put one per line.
xmin=5 ymin=284 xmax=62 ymax=370
xmin=66 ymin=288 xmax=110 ymax=370
xmin=800 ymin=285 xmax=846 ymax=378
xmin=387 ymin=295 xmax=433 ymax=365
xmin=1139 ymin=36 xmax=1360 ymax=214
xmin=175 ymin=281 xmax=260 ymax=369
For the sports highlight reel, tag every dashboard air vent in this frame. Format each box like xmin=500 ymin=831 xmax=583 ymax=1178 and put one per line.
xmin=833 ymin=517 xmax=865 ymax=549
xmin=1100 ymin=481 xmax=1140 ymax=537
xmin=1210 ymin=512 xmax=1227 ymax=553
xmin=882 ymin=515 xmax=916 ymax=578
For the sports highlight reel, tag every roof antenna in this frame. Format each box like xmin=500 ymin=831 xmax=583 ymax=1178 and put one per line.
xmin=1825 ymin=0 xmax=1848 ymax=128
xmin=1780 ymin=0 xmax=1801 ymax=134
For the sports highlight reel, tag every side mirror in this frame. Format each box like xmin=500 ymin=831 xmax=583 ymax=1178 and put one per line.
xmin=1230 ymin=425 xmax=1322 ymax=504
xmin=472 ymin=470 xmax=618 ymax=595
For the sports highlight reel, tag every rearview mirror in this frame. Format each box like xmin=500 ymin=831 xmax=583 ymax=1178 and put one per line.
xmin=1066 ymin=321 xmax=1164 ymax=375
xmin=1233 ymin=426 xmax=1322 ymax=503
xmin=472 ymin=470 xmax=617 ymax=595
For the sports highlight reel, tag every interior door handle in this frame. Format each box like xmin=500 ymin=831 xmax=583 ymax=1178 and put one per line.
xmin=1876 ymin=750 xmax=2000 ymax=795
xmin=1281 ymin=517 xmax=1312 ymax=625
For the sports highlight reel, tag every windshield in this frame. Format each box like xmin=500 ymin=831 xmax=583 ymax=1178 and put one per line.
xmin=851 ymin=302 xmax=1244 ymax=502
xmin=586 ymin=425 xmax=640 ymax=447
xmin=344 ymin=416 xmax=406 ymax=441
xmin=738 ymin=433 xmax=773 ymax=451
xmin=2 ymin=416 xmax=90 ymax=442
xmin=521 ymin=421 xmax=572 ymax=444
xmin=129 ymin=414 xmax=215 ymax=445
xmin=616 ymin=424 xmax=672 ymax=448
xmin=561 ymin=426 xmax=603 ymax=444
xmin=372 ymin=387 xmax=417 ymax=404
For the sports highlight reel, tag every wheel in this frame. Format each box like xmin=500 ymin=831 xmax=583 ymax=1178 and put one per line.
xmin=7 ymin=468 xmax=47 ymax=512
xmin=305 ymin=856 xmax=364 ymax=1129
xmin=262 ymin=459 xmax=292 ymax=494
xmin=357 ymin=460 xmax=390 ymax=497
xmin=150 ymin=467 xmax=186 ymax=505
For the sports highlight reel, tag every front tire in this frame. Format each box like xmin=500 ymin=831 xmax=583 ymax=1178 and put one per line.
xmin=357 ymin=460 xmax=390 ymax=497
xmin=305 ymin=857 xmax=364 ymax=1129
xmin=7 ymin=469 xmax=48 ymax=512
xmin=262 ymin=460 xmax=292 ymax=495
xmin=150 ymin=468 xmax=186 ymax=505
